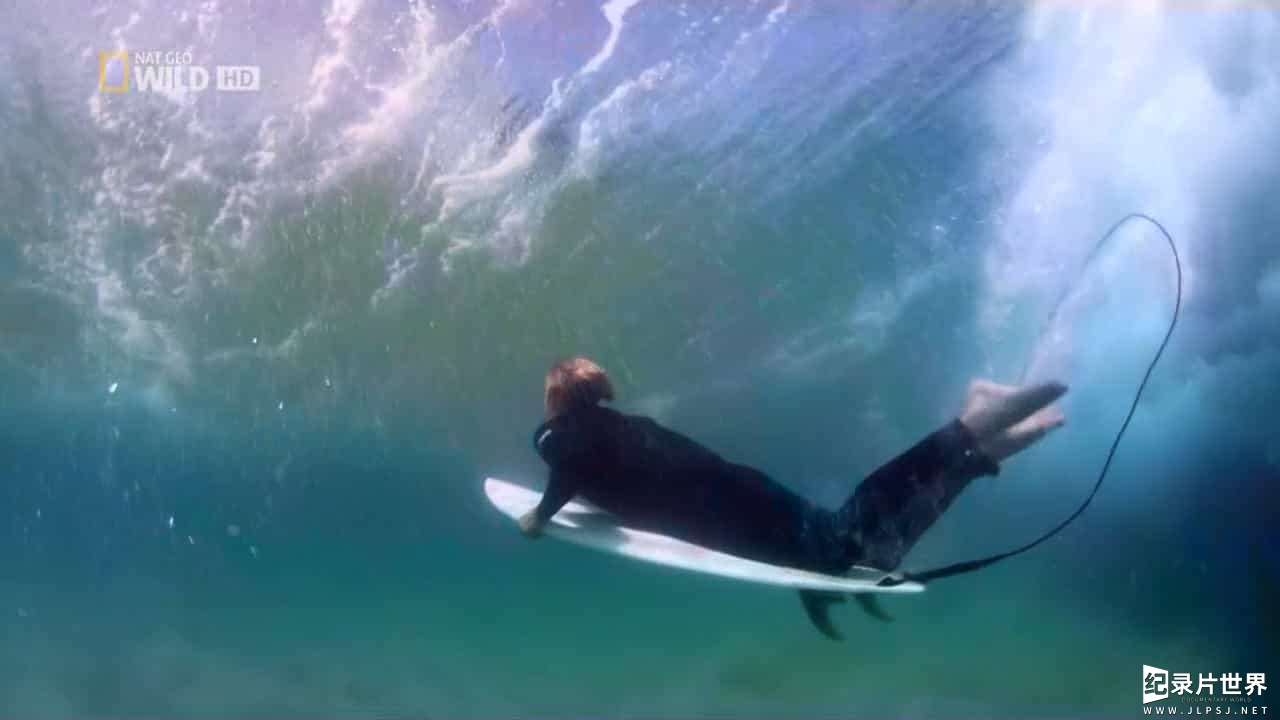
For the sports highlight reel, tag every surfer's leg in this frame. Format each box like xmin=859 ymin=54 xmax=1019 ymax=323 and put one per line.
xmin=828 ymin=380 xmax=1066 ymax=571
xmin=829 ymin=419 xmax=995 ymax=571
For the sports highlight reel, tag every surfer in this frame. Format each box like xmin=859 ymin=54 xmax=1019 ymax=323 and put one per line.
xmin=521 ymin=357 xmax=1066 ymax=637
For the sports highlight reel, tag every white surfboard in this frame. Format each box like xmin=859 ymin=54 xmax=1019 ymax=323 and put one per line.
xmin=484 ymin=477 xmax=924 ymax=595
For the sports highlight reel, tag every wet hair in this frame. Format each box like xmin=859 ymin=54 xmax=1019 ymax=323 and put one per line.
xmin=544 ymin=357 xmax=614 ymax=417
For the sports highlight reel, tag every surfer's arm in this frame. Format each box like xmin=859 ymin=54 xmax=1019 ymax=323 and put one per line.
xmin=521 ymin=469 xmax=579 ymax=537
xmin=535 ymin=469 xmax=578 ymax=521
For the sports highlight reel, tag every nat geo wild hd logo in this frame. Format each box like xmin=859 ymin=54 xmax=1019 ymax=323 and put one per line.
xmin=1144 ymin=665 xmax=1268 ymax=715
xmin=99 ymin=50 xmax=259 ymax=93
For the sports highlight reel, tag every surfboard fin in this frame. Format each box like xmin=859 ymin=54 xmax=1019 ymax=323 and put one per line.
xmin=853 ymin=593 xmax=894 ymax=623
xmin=798 ymin=590 xmax=846 ymax=641
xmin=798 ymin=590 xmax=895 ymax=639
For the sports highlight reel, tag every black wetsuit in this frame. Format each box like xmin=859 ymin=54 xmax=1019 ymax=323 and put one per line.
xmin=532 ymin=404 xmax=1000 ymax=574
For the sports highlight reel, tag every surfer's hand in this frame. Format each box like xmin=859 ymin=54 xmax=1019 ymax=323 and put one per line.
xmin=518 ymin=510 xmax=544 ymax=539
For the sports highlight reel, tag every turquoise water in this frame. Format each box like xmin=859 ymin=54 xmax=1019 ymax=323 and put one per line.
xmin=1 ymin=1 xmax=1277 ymax=716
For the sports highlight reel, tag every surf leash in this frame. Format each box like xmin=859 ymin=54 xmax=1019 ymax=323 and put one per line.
xmin=879 ymin=213 xmax=1182 ymax=587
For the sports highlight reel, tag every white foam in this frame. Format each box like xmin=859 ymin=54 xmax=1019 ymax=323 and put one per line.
xmin=197 ymin=0 xmax=222 ymax=41
xmin=762 ymin=261 xmax=946 ymax=377
xmin=320 ymin=1 xmax=441 ymax=181
xmin=320 ymin=0 xmax=517 ymax=188
xmin=430 ymin=112 xmax=543 ymax=193
xmin=304 ymin=0 xmax=365 ymax=117
xmin=581 ymin=0 xmax=645 ymax=76
xmin=723 ymin=0 xmax=790 ymax=69
xmin=203 ymin=320 xmax=321 ymax=365
xmin=431 ymin=0 xmax=640 ymax=194
xmin=573 ymin=61 xmax=674 ymax=175
xmin=979 ymin=2 xmax=1280 ymax=356
xmin=765 ymin=0 xmax=790 ymax=26
xmin=399 ymin=0 xmax=655 ymax=291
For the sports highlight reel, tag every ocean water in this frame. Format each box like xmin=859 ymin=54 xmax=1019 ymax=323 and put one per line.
xmin=1 ymin=0 xmax=1277 ymax=717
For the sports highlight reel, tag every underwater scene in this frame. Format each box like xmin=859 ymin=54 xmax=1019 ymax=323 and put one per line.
xmin=1 ymin=0 xmax=1277 ymax=717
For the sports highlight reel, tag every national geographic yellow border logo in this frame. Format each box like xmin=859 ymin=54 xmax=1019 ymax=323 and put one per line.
xmin=99 ymin=51 xmax=129 ymax=93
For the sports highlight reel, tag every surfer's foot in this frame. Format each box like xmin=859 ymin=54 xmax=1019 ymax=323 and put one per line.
xmin=978 ymin=404 xmax=1066 ymax=462
xmin=960 ymin=378 xmax=1068 ymax=442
